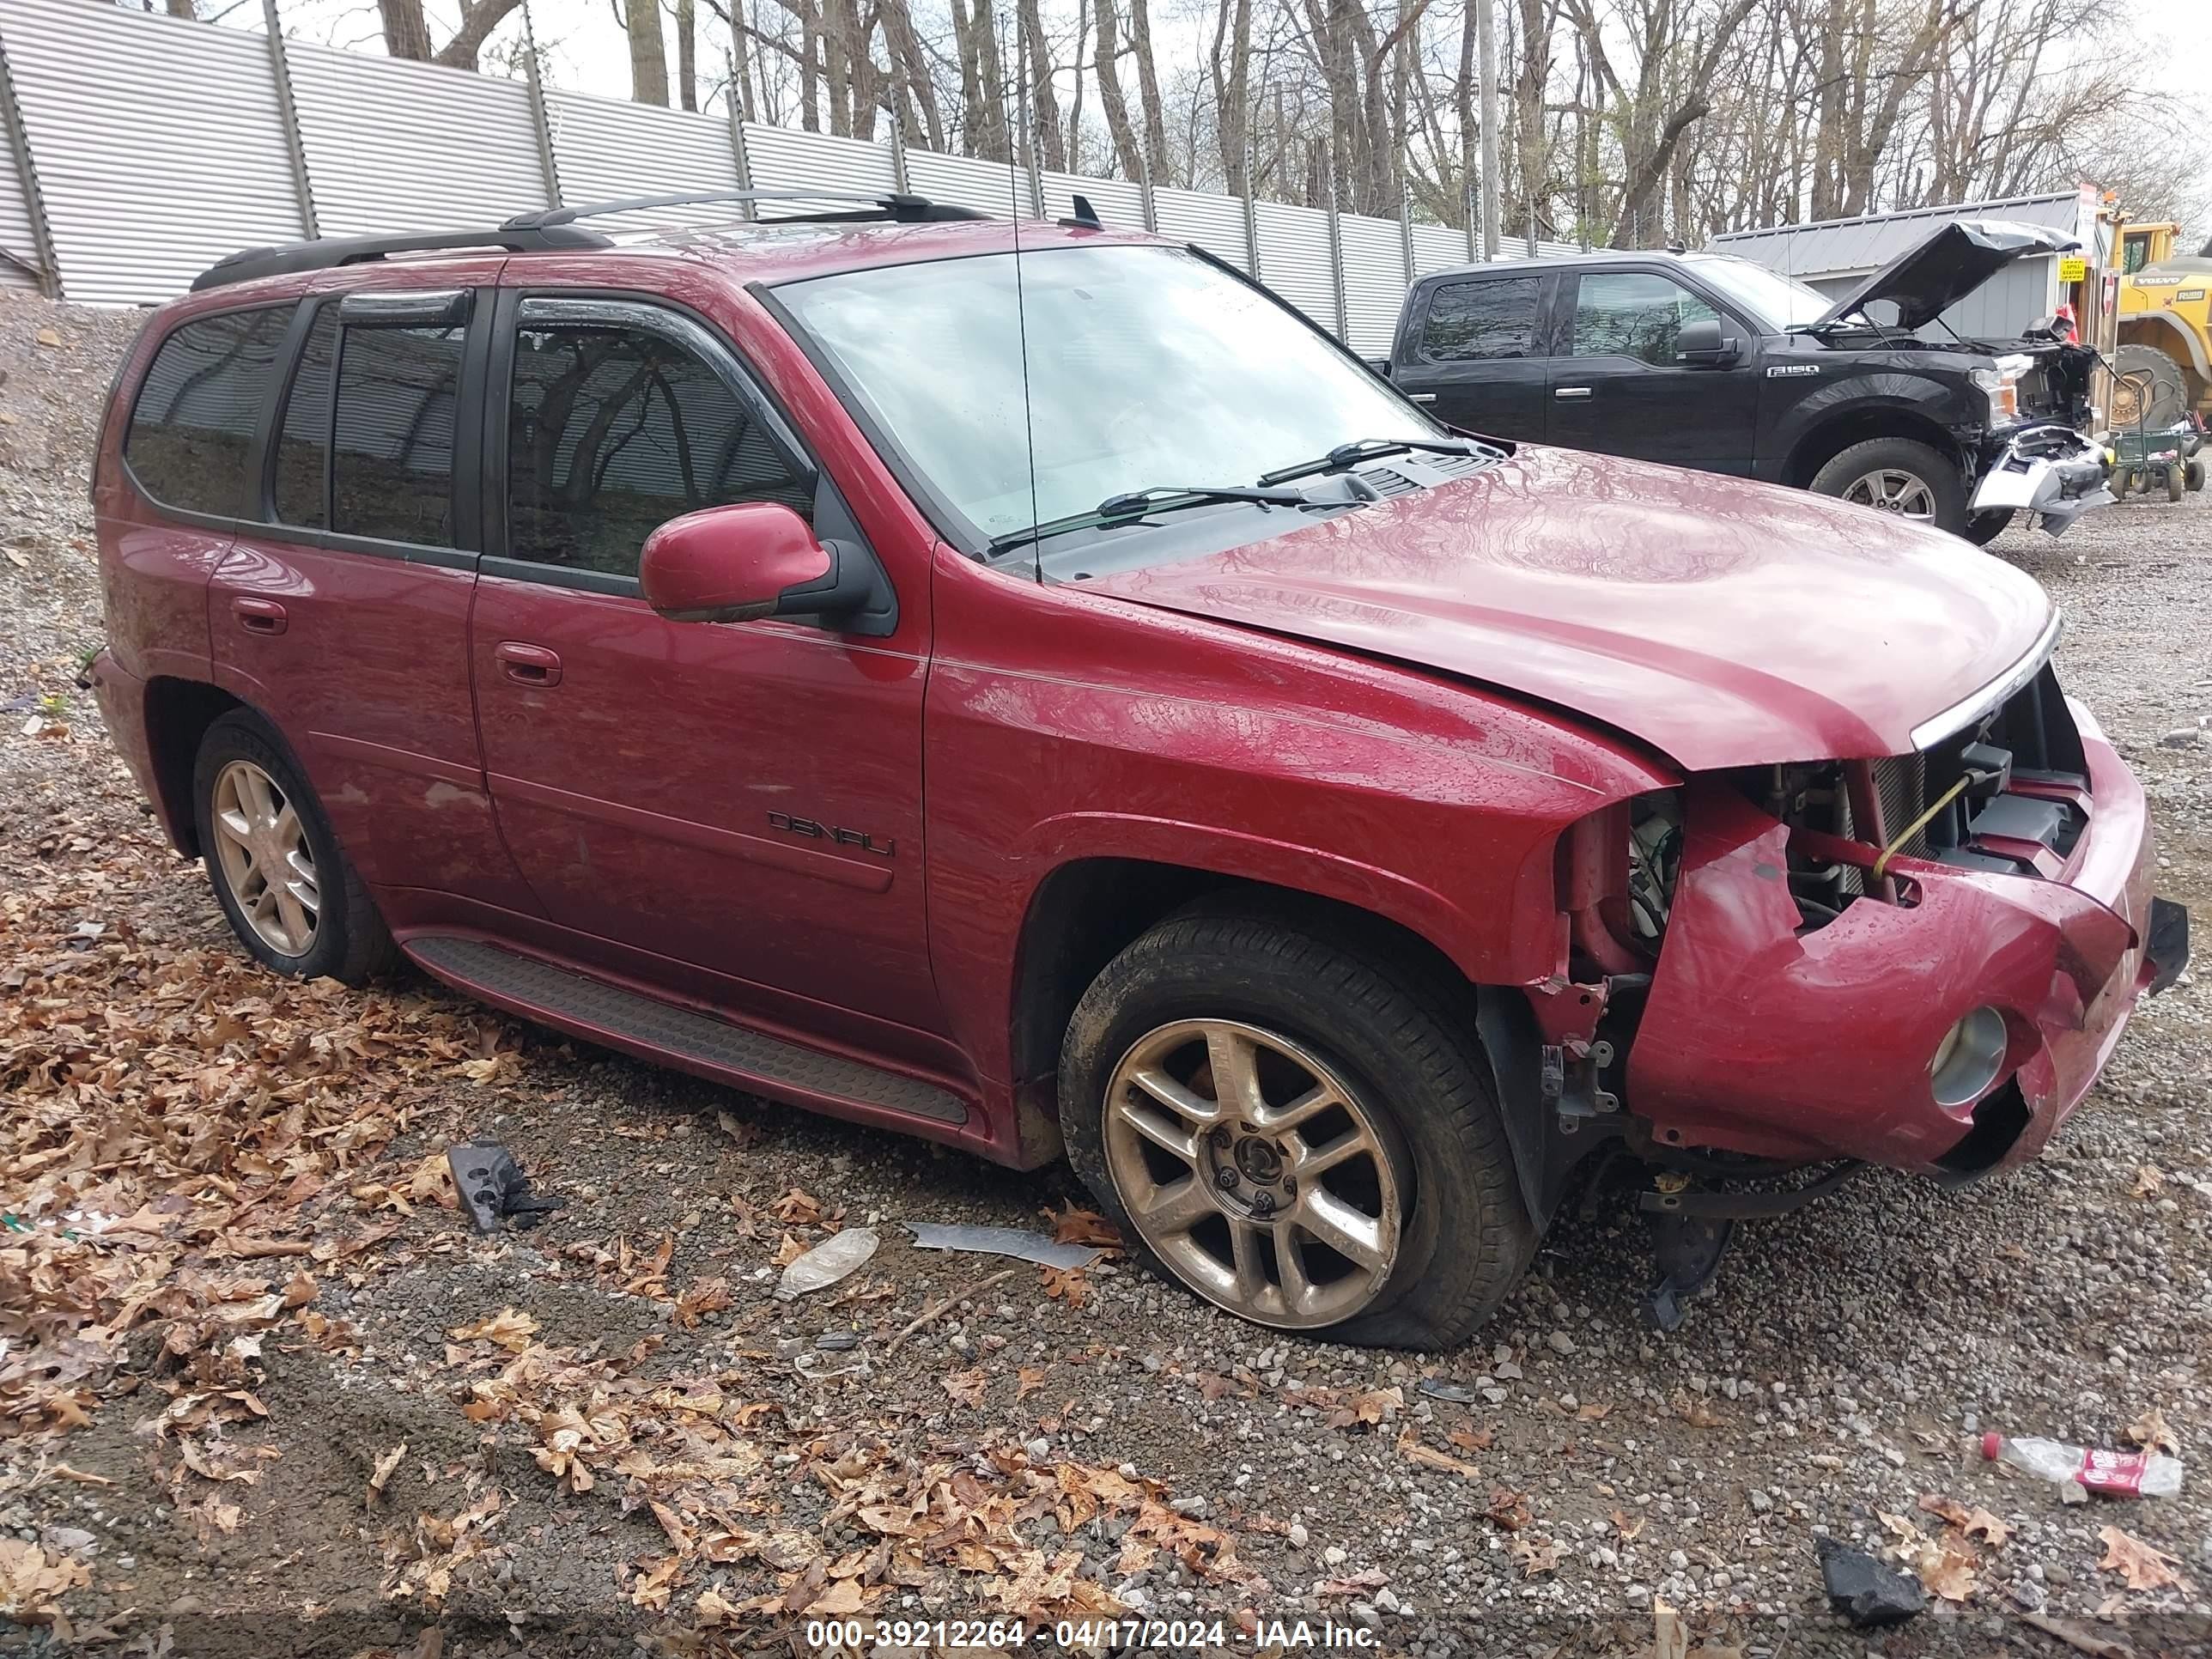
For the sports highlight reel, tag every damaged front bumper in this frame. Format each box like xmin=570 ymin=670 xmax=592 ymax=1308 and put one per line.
xmin=1972 ymin=422 xmax=2112 ymax=535
xmin=1626 ymin=710 xmax=2186 ymax=1178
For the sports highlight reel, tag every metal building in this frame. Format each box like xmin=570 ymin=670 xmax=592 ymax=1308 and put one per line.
xmin=1710 ymin=188 xmax=2108 ymax=340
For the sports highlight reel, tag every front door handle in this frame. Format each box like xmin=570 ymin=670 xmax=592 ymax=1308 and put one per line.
xmin=232 ymin=596 xmax=287 ymax=635
xmin=1553 ymin=386 xmax=1594 ymax=399
xmin=495 ymin=641 xmax=562 ymax=687
xmin=1407 ymin=392 xmax=1438 ymax=404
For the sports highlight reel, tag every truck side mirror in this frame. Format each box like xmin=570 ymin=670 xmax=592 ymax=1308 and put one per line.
xmin=1678 ymin=319 xmax=1741 ymax=367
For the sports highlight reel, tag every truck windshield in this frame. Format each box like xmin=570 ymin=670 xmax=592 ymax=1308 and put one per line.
xmin=1687 ymin=255 xmax=1834 ymax=330
xmin=774 ymin=244 xmax=1439 ymax=553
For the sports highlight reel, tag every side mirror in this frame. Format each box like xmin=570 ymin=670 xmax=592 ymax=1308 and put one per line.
xmin=1678 ymin=318 xmax=1741 ymax=366
xmin=639 ymin=501 xmax=872 ymax=625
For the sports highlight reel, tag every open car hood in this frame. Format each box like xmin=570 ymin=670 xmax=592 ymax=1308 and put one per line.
xmin=1082 ymin=447 xmax=2057 ymax=772
xmin=1812 ymin=219 xmax=2078 ymax=332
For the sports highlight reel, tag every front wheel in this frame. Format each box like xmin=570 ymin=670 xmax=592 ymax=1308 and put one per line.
xmin=1060 ymin=908 xmax=1534 ymax=1348
xmin=1809 ymin=437 xmax=1968 ymax=536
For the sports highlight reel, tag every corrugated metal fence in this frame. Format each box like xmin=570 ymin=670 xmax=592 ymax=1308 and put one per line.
xmin=0 ymin=0 xmax=1578 ymax=341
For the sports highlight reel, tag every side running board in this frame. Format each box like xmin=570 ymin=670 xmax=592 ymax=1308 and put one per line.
xmin=404 ymin=935 xmax=968 ymax=1126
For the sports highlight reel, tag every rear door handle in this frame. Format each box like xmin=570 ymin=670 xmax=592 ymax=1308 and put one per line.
xmin=495 ymin=641 xmax=562 ymax=687
xmin=1554 ymin=386 xmax=1594 ymax=399
xmin=231 ymin=596 xmax=287 ymax=635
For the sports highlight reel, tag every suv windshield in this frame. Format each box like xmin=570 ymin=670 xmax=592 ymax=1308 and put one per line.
xmin=775 ymin=244 xmax=1438 ymax=551
xmin=1685 ymin=255 xmax=1833 ymax=331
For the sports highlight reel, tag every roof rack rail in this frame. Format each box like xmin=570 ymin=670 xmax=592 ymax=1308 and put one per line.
xmin=191 ymin=222 xmax=611 ymax=292
xmin=503 ymin=187 xmax=991 ymax=229
xmin=192 ymin=188 xmax=988 ymax=294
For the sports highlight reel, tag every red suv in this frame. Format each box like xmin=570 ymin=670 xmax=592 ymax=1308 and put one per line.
xmin=90 ymin=191 xmax=2187 ymax=1346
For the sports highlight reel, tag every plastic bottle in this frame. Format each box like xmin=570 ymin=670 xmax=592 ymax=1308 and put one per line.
xmin=1983 ymin=1431 xmax=2183 ymax=1498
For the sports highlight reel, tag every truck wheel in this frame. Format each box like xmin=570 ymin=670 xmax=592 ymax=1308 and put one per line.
xmin=191 ymin=709 xmax=398 ymax=985
xmin=1060 ymin=907 xmax=1534 ymax=1348
xmin=1811 ymin=438 xmax=1968 ymax=535
xmin=1962 ymin=509 xmax=2014 ymax=547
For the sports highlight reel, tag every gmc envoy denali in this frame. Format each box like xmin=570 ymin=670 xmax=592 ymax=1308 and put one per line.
xmin=89 ymin=191 xmax=2189 ymax=1345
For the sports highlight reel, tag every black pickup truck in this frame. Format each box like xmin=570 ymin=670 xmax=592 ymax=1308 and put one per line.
xmin=1379 ymin=222 xmax=2109 ymax=542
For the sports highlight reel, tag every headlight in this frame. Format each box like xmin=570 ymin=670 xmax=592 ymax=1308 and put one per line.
xmin=1929 ymin=1006 xmax=2008 ymax=1107
xmin=1968 ymin=365 xmax=2020 ymax=421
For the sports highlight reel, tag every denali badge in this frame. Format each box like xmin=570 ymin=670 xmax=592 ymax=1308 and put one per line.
xmin=1766 ymin=364 xmax=1820 ymax=378
xmin=767 ymin=811 xmax=896 ymax=857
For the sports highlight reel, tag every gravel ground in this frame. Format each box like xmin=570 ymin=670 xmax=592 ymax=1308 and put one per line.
xmin=3 ymin=289 xmax=2209 ymax=1657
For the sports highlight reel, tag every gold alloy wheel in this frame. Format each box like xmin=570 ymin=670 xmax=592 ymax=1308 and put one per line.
xmin=210 ymin=759 xmax=319 ymax=956
xmin=1842 ymin=467 xmax=1938 ymax=520
xmin=1101 ymin=1018 xmax=1402 ymax=1328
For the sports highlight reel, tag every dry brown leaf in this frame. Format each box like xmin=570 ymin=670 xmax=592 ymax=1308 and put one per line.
xmin=772 ymin=1187 xmax=824 ymax=1225
xmin=1611 ymin=1508 xmax=1645 ymax=1541
xmin=368 ymin=1441 xmax=407 ymax=1506
xmin=1039 ymin=1264 xmax=1090 ymax=1306
xmin=1197 ymin=1370 xmax=1255 ymax=1401
xmin=1016 ymin=1364 xmax=1048 ymax=1401
xmin=1395 ymin=1425 xmax=1480 ymax=1480
xmin=447 ymin=1308 xmax=538 ymax=1352
xmin=2096 ymin=1525 xmax=2189 ymax=1592
xmin=1050 ymin=1206 xmax=1123 ymax=1249
xmin=2125 ymin=1406 xmax=2180 ymax=1457
xmin=941 ymin=1367 xmax=988 ymax=1408
xmin=672 ymin=1277 xmax=732 ymax=1329
xmin=1917 ymin=1492 xmax=2014 ymax=1547
xmin=1510 ymin=1534 xmax=1561 ymax=1577
xmin=1316 ymin=1566 xmax=1389 ymax=1598
xmin=770 ymin=1232 xmax=807 ymax=1267
xmin=1917 ymin=1542 xmax=1980 ymax=1602
xmin=805 ymin=1577 xmax=866 ymax=1616
xmin=2130 ymin=1164 xmax=2166 ymax=1199
xmin=1486 ymin=1487 xmax=1532 ymax=1531
xmin=1448 ymin=1425 xmax=1494 ymax=1454
xmin=1669 ymin=1389 xmax=1725 ymax=1428
xmin=1576 ymin=1401 xmax=1612 ymax=1421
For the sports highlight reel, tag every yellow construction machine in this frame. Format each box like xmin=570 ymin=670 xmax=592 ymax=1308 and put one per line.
xmin=2112 ymin=221 xmax=2212 ymax=430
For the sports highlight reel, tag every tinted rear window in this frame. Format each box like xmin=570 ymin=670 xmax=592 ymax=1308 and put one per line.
xmin=125 ymin=306 xmax=295 ymax=515
xmin=331 ymin=319 xmax=466 ymax=546
xmin=1419 ymin=277 xmax=1542 ymax=362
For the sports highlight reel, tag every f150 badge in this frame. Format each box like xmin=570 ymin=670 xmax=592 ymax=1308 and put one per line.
xmin=1766 ymin=364 xmax=1820 ymax=378
xmin=767 ymin=811 xmax=896 ymax=857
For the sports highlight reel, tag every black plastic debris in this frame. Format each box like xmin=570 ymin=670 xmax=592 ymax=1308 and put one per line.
xmin=1818 ymin=1538 xmax=1926 ymax=1626
xmin=447 ymin=1141 xmax=564 ymax=1233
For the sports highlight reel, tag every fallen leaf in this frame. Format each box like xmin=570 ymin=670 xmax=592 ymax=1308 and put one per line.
xmin=1039 ymin=1265 xmax=1089 ymax=1307
xmin=772 ymin=1187 xmax=824 ymax=1225
xmin=2130 ymin=1164 xmax=2166 ymax=1198
xmin=2096 ymin=1525 xmax=2189 ymax=1592
xmin=1669 ymin=1388 xmax=1725 ymax=1428
xmin=673 ymin=1276 xmax=732 ymax=1328
xmin=1447 ymin=1425 xmax=1494 ymax=1454
xmin=1050 ymin=1206 xmax=1122 ymax=1249
xmin=447 ymin=1308 xmax=538 ymax=1352
xmin=941 ymin=1367 xmax=988 ymax=1408
xmin=1611 ymin=1508 xmax=1645 ymax=1541
xmin=1917 ymin=1492 xmax=2014 ymax=1547
xmin=1395 ymin=1425 xmax=1480 ymax=1480
xmin=33 ymin=325 xmax=61 ymax=347
xmin=770 ymin=1232 xmax=806 ymax=1267
xmin=368 ymin=1441 xmax=407 ymax=1506
xmin=1016 ymin=1365 xmax=1048 ymax=1401
xmin=1576 ymin=1401 xmax=1612 ymax=1421
xmin=1510 ymin=1534 xmax=1560 ymax=1577
xmin=1316 ymin=1566 xmax=1389 ymax=1598
xmin=2124 ymin=1406 xmax=2179 ymax=1457
xmin=1486 ymin=1487 xmax=1531 ymax=1531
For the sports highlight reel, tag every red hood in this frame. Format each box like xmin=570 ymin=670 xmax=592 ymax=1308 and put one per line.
xmin=1083 ymin=447 xmax=2057 ymax=770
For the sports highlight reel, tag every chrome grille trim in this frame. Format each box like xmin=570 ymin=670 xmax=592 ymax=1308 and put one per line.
xmin=1909 ymin=609 xmax=2063 ymax=752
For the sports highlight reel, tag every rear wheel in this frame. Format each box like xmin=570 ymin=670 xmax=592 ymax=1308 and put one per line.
xmin=2189 ymin=458 xmax=2207 ymax=493
xmin=191 ymin=710 xmax=398 ymax=984
xmin=1060 ymin=907 xmax=1534 ymax=1348
xmin=2112 ymin=343 xmax=2190 ymax=429
xmin=1811 ymin=437 xmax=1968 ymax=536
xmin=2168 ymin=464 xmax=2187 ymax=503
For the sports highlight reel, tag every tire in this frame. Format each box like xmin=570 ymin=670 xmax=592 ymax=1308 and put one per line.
xmin=1962 ymin=508 xmax=2014 ymax=547
xmin=2112 ymin=465 xmax=2136 ymax=498
xmin=1060 ymin=905 xmax=1535 ymax=1348
xmin=2190 ymin=459 xmax=2207 ymax=494
xmin=2112 ymin=343 xmax=2190 ymax=430
xmin=2168 ymin=464 xmax=2186 ymax=503
xmin=191 ymin=709 xmax=398 ymax=985
xmin=1809 ymin=437 xmax=1969 ymax=536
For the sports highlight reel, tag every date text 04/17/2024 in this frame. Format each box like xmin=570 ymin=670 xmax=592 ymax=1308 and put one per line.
xmin=800 ymin=1617 xmax=1382 ymax=1650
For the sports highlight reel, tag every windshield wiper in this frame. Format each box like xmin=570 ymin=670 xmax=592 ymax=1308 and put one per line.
xmin=1256 ymin=435 xmax=1489 ymax=487
xmin=988 ymin=483 xmax=1317 ymax=557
